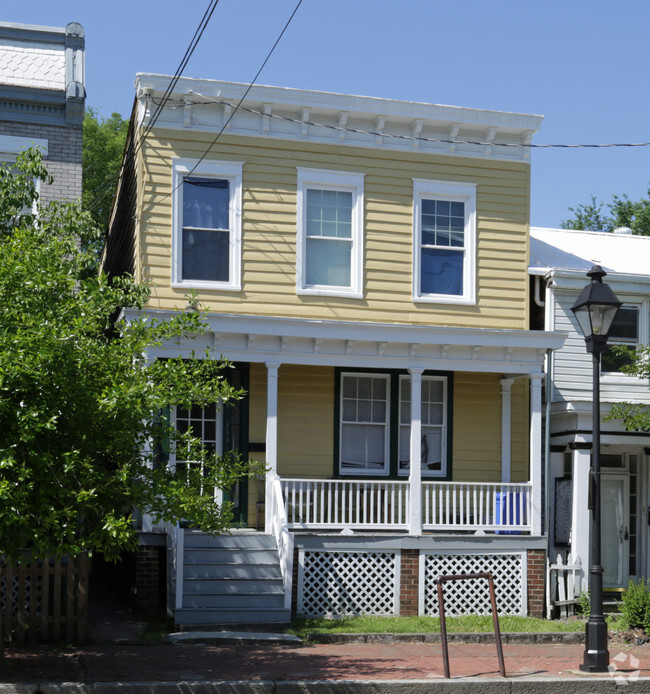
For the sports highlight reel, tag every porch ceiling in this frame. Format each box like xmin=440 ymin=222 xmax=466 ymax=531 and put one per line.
xmin=126 ymin=310 xmax=567 ymax=375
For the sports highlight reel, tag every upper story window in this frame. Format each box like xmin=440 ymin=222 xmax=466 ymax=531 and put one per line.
xmin=0 ymin=135 xmax=48 ymax=217
xmin=296 ymin=168 xmax=364 ymax=298
xmin=172 ymin=158 xmax=243 ymax=291
xmin=602 ymin=304 xmax=640 ymax=374
xmin=413 ymin=179 xmax=477 ymax=305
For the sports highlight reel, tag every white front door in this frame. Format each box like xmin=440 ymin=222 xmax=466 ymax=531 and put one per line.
xmin=601 ymin=474 xmax=629 ymax=589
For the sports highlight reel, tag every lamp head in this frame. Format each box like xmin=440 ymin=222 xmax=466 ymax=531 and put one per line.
xmin=571 ymin=266 xmax=622 ymax=353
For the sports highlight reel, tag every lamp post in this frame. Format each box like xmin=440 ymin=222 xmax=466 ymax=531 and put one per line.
xmin=571 ymin=265 xmax=622 ymax=673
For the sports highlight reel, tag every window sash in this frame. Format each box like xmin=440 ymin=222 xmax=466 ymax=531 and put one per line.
xmin=296 ymin=168 xmax=364 ymax=297
xmin=340 ymin=374 xmax=389 ymax=475
xmin=412 ymin=179 xmax=476 ymax=304
xmin=172 ymin=158 xmax=242 ymax=291
xmin=602 ymin=305 xmax=640 ymax=373
xmin=398 ymin=376 xmax=447 ymax=478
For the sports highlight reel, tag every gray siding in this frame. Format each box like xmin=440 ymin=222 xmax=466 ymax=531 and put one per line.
xmin=551 ymin=287 xmax=650 ymax=405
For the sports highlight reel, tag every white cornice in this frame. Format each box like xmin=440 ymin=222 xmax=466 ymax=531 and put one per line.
xmin=121 ymin=309 xmax=566 ymax=375
xmin=133 ymin=74 xmax=542 ymax=163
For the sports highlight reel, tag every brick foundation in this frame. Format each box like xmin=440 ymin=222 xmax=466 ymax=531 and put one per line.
xmin=135 ymin=545 xmax=165 ymax=614
xmin=400 ymin=549 xmax=419 ymax=616
xmin=527 ymin=549 xmax=546 ymax=618
xmin=291 ymin=545 xmax=300 ymax=618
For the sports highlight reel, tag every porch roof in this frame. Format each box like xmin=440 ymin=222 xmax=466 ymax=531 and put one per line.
xmin=124 ymin=309 xmax=567 ymax=375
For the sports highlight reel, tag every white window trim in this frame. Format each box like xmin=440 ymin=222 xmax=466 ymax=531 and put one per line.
xmin=602 ymin=297 xmax=649 ymax=384
xmin=412 ymin=178 xmax=477 ymax=305
xmin=398 ymin=374 xmax=448 ymax=479
xmin=339 ymin=372 xmax=390 ymax=477
xmin=171 ymin=157 xmax=243 ymax=291
xmin=296 ymin=167 xmax=364 ymax=298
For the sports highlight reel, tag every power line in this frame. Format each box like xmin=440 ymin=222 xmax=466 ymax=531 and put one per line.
xmin=92 ymin=1 xmax=220 ymax=221
xmin=142 ymin=0 xmax=304 ymax=213
xmin=182 ymin=0 xmax=305 ymax=180
xmin=172 ymin=93 xmax=650 ymax=150
xmin=137 ymin=0 xmax=220 ymax=153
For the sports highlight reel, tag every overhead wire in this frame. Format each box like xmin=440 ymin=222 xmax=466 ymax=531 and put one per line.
xmin=136 ymin=0 xmax=221 ymax=155
xmin=140 ymin=0 xmax=304 ymax=213
xmin=161 ymin=92 xmax=650 ymax=150
xmin=91 ymin=0 xmax=220 ymax=222
xmin=182 ymin=0 xmax=305 ymax=179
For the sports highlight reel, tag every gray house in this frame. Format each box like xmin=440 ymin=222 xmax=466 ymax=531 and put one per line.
xmin=530 ymin=226 xmax=650 ymax=592
xmin=0 ymin=20 xmax=85 ymax=199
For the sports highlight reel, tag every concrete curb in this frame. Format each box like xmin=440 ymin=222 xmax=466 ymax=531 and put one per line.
xmin=305 ymin=631 xmax=586 ymax=644
xmin=2 ymin=678 xmax=650 ymax=693
xmin=167 ymin=630 xmax=303 ymax=645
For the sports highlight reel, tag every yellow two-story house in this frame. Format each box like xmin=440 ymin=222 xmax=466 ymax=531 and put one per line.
xmin=103 ymin=75 xmax=565 ymax=627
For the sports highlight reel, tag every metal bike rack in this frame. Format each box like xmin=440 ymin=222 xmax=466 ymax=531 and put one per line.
xmin=435 ymin=571 xmax=506 ymax=679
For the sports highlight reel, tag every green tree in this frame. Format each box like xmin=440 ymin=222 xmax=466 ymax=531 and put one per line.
xmin=0 ymin=149 xmax=255 ymax=563
xmin=608 ymin=344 xmax=650 ymax=432
xmin=82 ymin=108 xmax=129 ymax=239
xmin=561 ymin=188 xmax=650 ymax=235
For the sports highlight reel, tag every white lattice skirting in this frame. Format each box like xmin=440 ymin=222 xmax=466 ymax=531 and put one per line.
xmin=422 ymin=551 xmax=526 ymax=617
xmin=298 ymin=550 xmax=399 ymax=617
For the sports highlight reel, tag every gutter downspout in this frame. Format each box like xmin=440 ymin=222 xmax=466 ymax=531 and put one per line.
xmin=542 ymin=273 xmax=553 ymax=539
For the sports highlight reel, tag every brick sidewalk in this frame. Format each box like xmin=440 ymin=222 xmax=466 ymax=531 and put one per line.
xmin=1 ymin=640 xmax=649 ymax=688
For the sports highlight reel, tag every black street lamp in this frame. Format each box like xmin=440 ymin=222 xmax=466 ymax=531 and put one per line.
xmin=571 ymin=265 xmax=622 ymax=673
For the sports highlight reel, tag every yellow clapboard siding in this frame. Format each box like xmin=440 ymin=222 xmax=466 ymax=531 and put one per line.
xmin=137 ymin=132 xmax=530 ymax=328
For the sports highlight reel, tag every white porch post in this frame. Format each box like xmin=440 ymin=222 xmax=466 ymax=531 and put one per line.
xmin=500 ymin=377 xmax=515 ymax=484
xmin=571 ymin=445 xmax=591 ymax=581
xmin=408 ymin=368 xmax=423 ymax=536
xmin=529 ymin=373 xmax=543 ymax=536
xmin=265 ymin=361 xmax=280 ymax=532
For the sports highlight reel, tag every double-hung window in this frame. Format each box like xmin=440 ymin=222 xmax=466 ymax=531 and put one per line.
xmin=339 ymin=374 xmax=389 ymax=475
xmin=0 ymin=134 xmax=48 ymax=217
xmin=602 ymin=304 xmax=640 ymax=374
xmin=398 ymin=375 xmax=448 ymax=478
xmin=413 ymin=179 xmax=476 ymax=304
xmin=172 ymin=158 xmax=243 ymax=291
xmin=338 ymin=371 xmax=451 ymax=478
xmin=296 ymin=168 xmax=364 ymax=298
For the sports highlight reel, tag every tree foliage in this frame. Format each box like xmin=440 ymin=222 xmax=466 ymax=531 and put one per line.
xmin=0 ymin=149 xmax=256 ymax=562
xmin=82 ymin=108 xmax=129 ymax=240
xmin=608 ymin=344 xmax=650 ymax=432
xmin=561 ymin=189 xmax=650 ymax=235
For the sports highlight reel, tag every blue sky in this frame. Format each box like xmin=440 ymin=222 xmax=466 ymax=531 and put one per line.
xmin=5 ymin=0 xmax=650 ymax=228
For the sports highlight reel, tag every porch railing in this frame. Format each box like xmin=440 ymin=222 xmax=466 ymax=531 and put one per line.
xmin=422 ymin=481 xmax=532 ymax=532
xmin=281 ymin=478 xmax=409 ymax=530
xmin=279 ymin=478 xmax=531 ymax=533
xmin=268 ymin=474 xmax=294 ymax=610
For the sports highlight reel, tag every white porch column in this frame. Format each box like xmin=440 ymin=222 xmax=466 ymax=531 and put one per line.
xmin=500 ymin=377 xmax=515 ymax=484
xmin=571 ymin=445 xmax=591 ymax=582
xmin=265 ymin=362 xmax=280 ymax=531
xmin=529 ymin=373 xmax=543 ymax=536
xmin=408 ymin=368 xmax=423 ymax=536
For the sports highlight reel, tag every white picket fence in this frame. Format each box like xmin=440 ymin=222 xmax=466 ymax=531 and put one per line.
xmin=546 ymin=553 xmax=582 ymax=619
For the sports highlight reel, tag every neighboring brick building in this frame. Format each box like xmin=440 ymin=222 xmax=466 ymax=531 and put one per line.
xmin=0 ymin=20 xmax=85 ymax=201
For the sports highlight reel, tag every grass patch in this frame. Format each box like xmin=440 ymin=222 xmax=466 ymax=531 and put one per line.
xmin=290 ymin=614 xmax=624 ymax=638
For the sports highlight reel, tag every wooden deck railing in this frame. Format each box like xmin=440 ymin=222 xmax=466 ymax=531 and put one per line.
xmin=279 ymin=478 xmax=531 ymax=533
xmin=1 ymin=553 xmax=89 ymax=645
xmin=422 ymin=481 xmax=531 ymax=532
xmin=281 ymin=478 xmax=409 ymax=530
